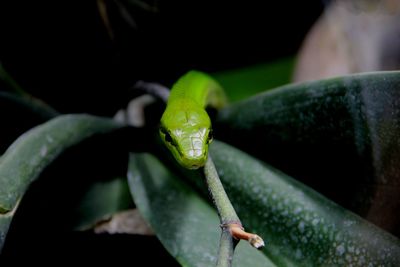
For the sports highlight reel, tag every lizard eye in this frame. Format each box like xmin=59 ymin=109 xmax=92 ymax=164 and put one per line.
xmin=207 ymin=129 xmax=213 ymax=144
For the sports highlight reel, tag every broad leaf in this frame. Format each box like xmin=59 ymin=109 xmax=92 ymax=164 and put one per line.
xmin=0 ymin=114 xmax=123 ymax=251
xmin=208 ymin=141 xmax=400 ymax=266
xmin=128 ymin=152 xmax=275 ymax=267
xmin=0 ymin=91 xmax=58 ymax=119
xmin=73 ymin=177 xmax=133 ymax=231
xmin=0 ymin=91 xmax=58 ymax=153
xmin=215 ymin=71 xmax=400 ymax=229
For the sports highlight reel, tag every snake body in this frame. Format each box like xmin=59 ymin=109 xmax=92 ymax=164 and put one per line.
xmin=160 ymin=70 xmax=227 ymax=169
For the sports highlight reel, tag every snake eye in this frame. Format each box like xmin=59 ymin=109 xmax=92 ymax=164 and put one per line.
xmin=160 ymin=127 xmax=176 ymax=146
xmin=207 ymin=129 xmax=213 ymax=144
xmin=165 ymin=132 xmax=173 ymax=144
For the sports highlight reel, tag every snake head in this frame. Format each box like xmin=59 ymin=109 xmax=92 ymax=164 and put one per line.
xmin=160 ymin=108 xmax=213 ymax=169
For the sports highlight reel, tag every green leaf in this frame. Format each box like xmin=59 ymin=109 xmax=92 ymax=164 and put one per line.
xmin=215 ymin=71 xmax=400 ymax=218
xmin=0 ymin=91 xmax=58 ymax=153
xmin=73 ymin=177 xmax=133 ymax=231
xmin=0 ymin=209 xmax=13 ymax=251
xmin=209 ymin=140 xmax=400 ymax=266
xmin=0 ymin=62 xmax=58 ymax=118
xmin=0 ymin=91 xmax=58 ymax=119
xmin=213 ymin=57 xmax=295 ymax=102
xmin=128 ymin=152 xmax=276 ymax=267
xmin=0 ymin=114 xmax=123 ymax=251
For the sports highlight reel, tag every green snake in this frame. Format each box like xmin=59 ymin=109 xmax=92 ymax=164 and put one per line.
xmin=160 ymin=70 xmax=227 ymax=169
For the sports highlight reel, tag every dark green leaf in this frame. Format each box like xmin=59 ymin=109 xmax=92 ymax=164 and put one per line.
xmin=215 ymin=71 xmax=400 ymax=226
xmin=0 ymin=91 xmax=58 ymax=152
xmin=0 ymin=62 xmax=57 ymax=118
xmin=0 ymin=114 xmax=123 ymax=251
xmin=128 ymin=152 xmax=276 ymax=267
xmin=209 ymin=141 xmax=400 ymax=266
xmin=0 ymin=91 xmax=58 ymax=119
xmin=73 ymin=177 xmax=133 ymax=230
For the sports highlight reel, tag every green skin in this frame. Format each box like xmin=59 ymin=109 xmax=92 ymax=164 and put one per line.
xmin=160 ymin=70 xmax=227 ymax=169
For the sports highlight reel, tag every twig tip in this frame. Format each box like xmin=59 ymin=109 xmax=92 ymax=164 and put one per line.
xmin=228 ymin=224 xmax=265 ymax=249
xmin=249 ymin=234 xmax=265 ymax=249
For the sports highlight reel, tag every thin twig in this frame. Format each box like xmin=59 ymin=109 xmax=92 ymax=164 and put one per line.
xmin=216 ymin=229 xmax=236 ymax=267
xmin=203 ymin=156 xmax=265 ymax=267
xmin=203 ymin=156 xmax=240 ymax=223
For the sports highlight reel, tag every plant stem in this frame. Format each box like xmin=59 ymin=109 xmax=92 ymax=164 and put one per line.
xmin=203 ymin=156 xmax=240 ymax=224
xmin=216 ymin=229 xmax=236 ymax=267
xmin=203 ymin=156 xmax=265 ymax=267
xmin=203 ymin=156 xmax=238 ymax=267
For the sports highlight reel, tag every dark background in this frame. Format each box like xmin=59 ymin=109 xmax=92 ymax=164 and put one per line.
xmin=0 ymin=0 xmax=324 ymax=115
xmin=0 ymin=0 xmax=324 ymax=265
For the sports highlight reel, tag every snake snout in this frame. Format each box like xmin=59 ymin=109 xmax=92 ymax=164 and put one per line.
xmin=190 ymin=163 xmax=201 ymax=169
xmin=181 ymin=149 xmax=207 ymax=169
